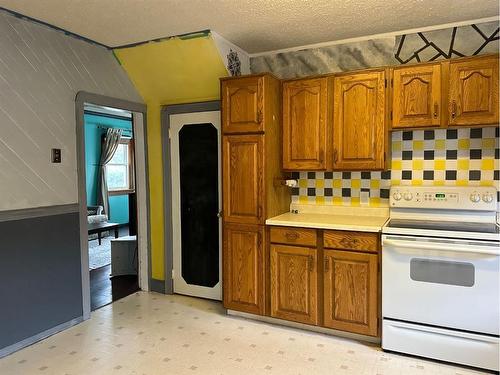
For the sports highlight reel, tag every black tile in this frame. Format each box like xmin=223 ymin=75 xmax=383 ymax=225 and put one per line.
xmin=342 ymin=188 xmax=351 ymax=197
xmin=402 ymin=131 xmax=413 ymax=140
xmin=469 ymin=170 xmax=481 ymax=181
xmin=424 ymin=150 xmax=435 ymax=160
xmin=307 ymin=172 xmax=316 ymax=179
xmin=445 ymin=170 xmax=457 ymax=180
xmin=361 ymin=172 xmax=371 ymax=179
xmin=381 ymin=170 xmax=391 ymax=179
xmin=324 ymin=172 xmax=333 ymax=179
xmin=291 ymin=187 xmax=299 ymax=195
xmin=402 ymin=151 xmax=413 ymax=160
xmin=423 ymin=170 xmax=434 ymax=180
xmin=361 ymin=188 xmax=370 ymax=192
xmin=324 ymin=188 xmax=333 ymax=196
xmin=424 ymin=130 xmax=435 ymax=140
xmin=402 ymin=170 xmax=412 ymax=180
xmin=446 ymin=150 xmax=457 ymax=159
xmin=497 ymin=191 xmax=500 ymax=203
xmin=342 ymin=172 xmax=351 ymax=179
xmin=495 ymin=148 xmax=499 ymax=159
xmin=496 ymin=127 xmax=499 ymax=138
xmin=446 ymin=129 xmax=458 ymax=139
xmin=470 ymin=149 xmax=482 ymax=159
xmin=291 ymin=172 xmax=300 ymax=179
xmin=307 ymin=188 xmax=316 ymax=196
xmin=494 ymin=170 xmax=499 ymax=181
xmin=470 ymin=128 xmax=482 ymax=138
xmin=380 ymin=189 xmax=390 ymax=199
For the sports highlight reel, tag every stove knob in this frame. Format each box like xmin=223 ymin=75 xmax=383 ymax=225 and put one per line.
xmin=403 ymin=192 xmax=413 ymax=201
xmin=470 ymin=193 xmax=481 ymax=203
xmin=392 ymin=192 xmax=402 ymax=201
xmin=482 ymin=193 xmax=494 ymax=203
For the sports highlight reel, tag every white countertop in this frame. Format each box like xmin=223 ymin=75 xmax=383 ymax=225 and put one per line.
xmin=266 ymin=204 xmax=389 ymax=232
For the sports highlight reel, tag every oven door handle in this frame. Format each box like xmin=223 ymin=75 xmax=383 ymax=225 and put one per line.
xmin=383 ymin=238 xmax=500 ymax=256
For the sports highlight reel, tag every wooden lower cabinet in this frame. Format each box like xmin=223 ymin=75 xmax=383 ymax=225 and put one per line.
xmin=270 ymin=244 xmax=318 ymax=325
xmin=223 ymin=223 xmax=264 ymax=315
xmin=323 ymin=249 xmax=378 ymax=336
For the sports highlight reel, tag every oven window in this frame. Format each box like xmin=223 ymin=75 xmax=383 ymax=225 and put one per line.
xmin=410 ymin=258 xmax=475 ymax=287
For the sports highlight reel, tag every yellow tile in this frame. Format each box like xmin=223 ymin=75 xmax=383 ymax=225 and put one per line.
xmin=370 ymin=179 xmax=380 ymax=189
xmin=369 ymin=197 xmax=381 ymax=207
xmin=411 ymin=179 xmax=423 ymax=186
xmin=333 ymin=179 xmax=342 ymax=189
xmin=332 ymin=197 xmax=342 ymax=205
xmin=434 ymin=159 xmax=445 ymax=170
xmin=392 ymin=141 xmax=402 ymax=152
xmin=315 ymin=196 xmax=325 ymax=205
xmin=350 ymin=197 xmax=360 ymax=206
xmin=391 ymin=179 xmax=401 ymax=186
xmin=482 ymin=138 xmax=496 ymax=149
xmin=412 ymin=160 xmax=423 ymax=170
xmin=480 ymin=180 xmax=493 ymax=186
xmin=456 ymin=180 xmax=468 ymax=186
xmin=391 ymin=160 xmax=402 ymax=170
xmin=457 ymin=159 xmax=469 ymax=170
xmin=458 ymin=139 xmax=470 ymax=150
xmin=433 ymin=180 xmax=445 ymax=186
xmin=315 ymin=179 xmax=325 ymax=188
xmin=351 ymin=179 xmax=360 ymax=189
xmin=435 ymin=139 xmax=445 ymax=150
xmin=299 ymin=179 xmax=308 ymax=188
xmin=299 ymin=196 xmax=309 ymax=203
xmin=413 ymin=140 xmax=424 ymax=151
xmin=481 ymin=159 xmax=494 ymax=170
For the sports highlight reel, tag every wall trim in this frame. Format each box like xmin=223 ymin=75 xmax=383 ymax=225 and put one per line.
xmin=249 ymin=16 xmax=500 ymax=57
xmin=0 ymin=204 xmax=79 ymax=222
xmin=150 ymin=278 xmax=166 ymax=294
xmin=0 ymin=317 xmax=83 ymax=359
xmin=161 ymin=100 xmax=221 ymax=295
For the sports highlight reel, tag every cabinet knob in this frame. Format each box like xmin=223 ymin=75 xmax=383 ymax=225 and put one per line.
xmin=285 ymin=232 xmax=299 ymax=241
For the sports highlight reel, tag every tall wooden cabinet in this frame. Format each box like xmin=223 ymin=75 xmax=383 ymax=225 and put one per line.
xmin=221 ymin=74 xmax=290 ymax=315
xmin=333 ymin=69 xmax=388 ymax=170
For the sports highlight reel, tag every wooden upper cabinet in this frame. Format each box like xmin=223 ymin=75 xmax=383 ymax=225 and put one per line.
xmin=222 ymin=135 xmax=263 ymax=225
xmin=333 ymin=70 xmax=387 ymax=170
xmin=323 ymin=250 xmax=378 ymax=336
xmin=283 ymin=77 xmax=331 ymax=170
xmin=448 ymin=56 xmax=499 ymax=126
xmin=392 ymin=63 xmax=442 ymax=129
xmin=223 ymin=223 xmax=264 ymax=315
xmin=222 ymin=76 xmax=263 ymax=133
xmin=270 ymin=244 xmax=318 ymax=325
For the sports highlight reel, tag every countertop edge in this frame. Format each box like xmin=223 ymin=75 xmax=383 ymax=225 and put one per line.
xmin=265 ymin=219 xmax=387 ymax=233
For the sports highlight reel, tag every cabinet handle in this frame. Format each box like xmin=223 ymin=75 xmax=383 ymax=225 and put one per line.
xmin=308 ymin=256 xmax=314 ymax=272
xmin=451 ymin=100 xmax=457 ymax=119
xmin=285 ymin=232 xmax=299 ymax=241
xmin=340 ymin=237 xmax=359 ymax=247
xmin=257 ymin=109 xmax=263 ymax=123
xmin=333 ymin=149 xmax=338 ymax=164
xmin=433 ymin=103 xmax=439 ymax=118
xmin=324 ymin=257 xmax=329 ymax=272
xmin=257 ymin=206 xmax=262 ymax=219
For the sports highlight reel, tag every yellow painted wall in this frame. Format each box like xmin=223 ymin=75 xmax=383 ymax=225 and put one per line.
xmin=114 ymin=35 xmax=228 ymax=280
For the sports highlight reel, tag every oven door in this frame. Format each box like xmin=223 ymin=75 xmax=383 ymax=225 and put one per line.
xmin=382 ymin=234 xmax=500 ymax=335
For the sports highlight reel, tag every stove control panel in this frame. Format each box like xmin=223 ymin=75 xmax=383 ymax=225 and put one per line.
xmin=390 ymin=186 xmax=498 ymax=210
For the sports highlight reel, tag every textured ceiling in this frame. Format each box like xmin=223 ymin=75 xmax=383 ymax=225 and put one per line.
xmin=0 ymin=0 xmax=498 ymax=53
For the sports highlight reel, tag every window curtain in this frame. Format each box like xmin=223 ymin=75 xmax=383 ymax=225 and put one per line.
xmin=97 ymin=128 xmax=123 ymax=217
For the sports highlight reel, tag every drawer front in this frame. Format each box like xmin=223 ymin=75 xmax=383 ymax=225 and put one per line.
xmin=270 ymin=226 xmax=317 ymax=247
xmin=324 ymin=230 xmax=379 ymax=253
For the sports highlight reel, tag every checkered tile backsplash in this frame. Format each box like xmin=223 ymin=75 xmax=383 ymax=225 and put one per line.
xmin=291 ymin=127 xmax=500 ymax=206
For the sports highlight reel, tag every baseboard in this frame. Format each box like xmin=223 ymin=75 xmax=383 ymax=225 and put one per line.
xmin=227 ymin=310 xmax=381 ymax=344
xmin=0 ymin=316 xmax=83 ymax=359
xmin=150 ymin=278 xmax=166 ymax=294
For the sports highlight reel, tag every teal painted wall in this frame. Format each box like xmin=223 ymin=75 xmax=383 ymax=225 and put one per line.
xmin=84 ymin=113 xmax=133 ymax=224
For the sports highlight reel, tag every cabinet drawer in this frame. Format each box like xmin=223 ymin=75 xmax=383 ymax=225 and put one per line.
xmin=324 ymin=230 xmax=379 ymax=253
xmin=270 ymin=226 xmax=317 ymax=247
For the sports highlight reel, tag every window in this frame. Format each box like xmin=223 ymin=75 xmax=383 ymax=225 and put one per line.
xmin=106 ymin=139 xmax=134 ymax=193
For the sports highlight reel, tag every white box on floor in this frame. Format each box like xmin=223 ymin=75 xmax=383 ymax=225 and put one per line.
xmin=110 ymin=235 xmax=137 ymax=277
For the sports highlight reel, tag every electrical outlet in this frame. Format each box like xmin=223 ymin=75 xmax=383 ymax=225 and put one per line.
xmin=51 ymin=148 xmax=61 ymax=163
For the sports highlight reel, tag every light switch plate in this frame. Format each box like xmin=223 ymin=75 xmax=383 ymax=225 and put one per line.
xmin=51 ymin=148 xmax=61 ymax=163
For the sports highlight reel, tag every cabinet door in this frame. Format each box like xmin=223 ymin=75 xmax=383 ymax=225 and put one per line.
xmin=223 ymin=223 xmax=264 ymax=314
xmin=222 ymin=135 xmax=263 ymax=224
xmin=392 ymin=64 xmax=441 ymax=128
xmin=271 ymin=244 xmax=318 ymax=325
xmin=283 ymin=77 xmax=330 ymax=170
xmin=449 ymin=56 xmax=499 ymax=126
xmin=333 ymin=70 xmax=386 ymax=170
xmin=324 ymin=250 xmax=378 ymax=336
xmin=222 ymin=76 xmax=264 ymax=133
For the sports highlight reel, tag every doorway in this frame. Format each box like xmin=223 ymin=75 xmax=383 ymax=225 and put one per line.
xmin=169 ymin=109 xmax=222 ymax=300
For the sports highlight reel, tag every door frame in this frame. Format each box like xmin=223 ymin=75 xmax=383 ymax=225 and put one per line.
xmin=75 ymin=91 xmax=150 ymax=319
xmin=161 ymin=101 xmax=221 ymax=294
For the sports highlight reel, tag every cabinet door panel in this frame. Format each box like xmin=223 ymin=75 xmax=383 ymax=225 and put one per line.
xmin=283 ymin=78 xmax=330 ymax=170
xmin=449 ymin=56 xmax=499 ymax=126
xmin=324 ymin=250 xmax=378 ymax=336
xmin=222 ymin=135 xmax=263 ymax=224
xmin=333 ymin=71 xmax=386 ymax=170
xmin=223 ymin=223 xmax=264 ymax=314
xmin=392 ymin=64 xmax=441 ymax=128
xmin=271 ymin=244 xmax=318 ymax=325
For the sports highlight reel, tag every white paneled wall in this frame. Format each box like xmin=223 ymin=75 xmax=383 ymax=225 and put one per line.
xmin=0 ymin=11 xmax=142 ymax=210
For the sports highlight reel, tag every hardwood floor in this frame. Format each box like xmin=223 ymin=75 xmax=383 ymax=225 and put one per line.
xmin=90 ymin=264 xmax=139 ymax=311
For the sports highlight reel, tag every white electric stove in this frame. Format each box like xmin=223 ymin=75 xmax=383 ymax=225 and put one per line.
xmin=381 ymin=186 xmax=500 ymax=371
